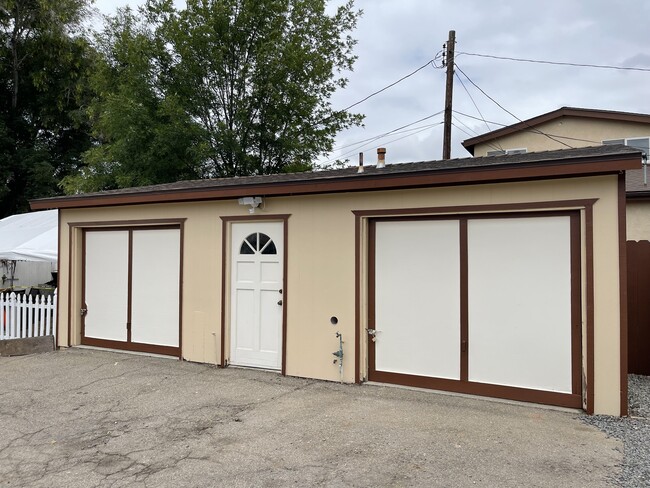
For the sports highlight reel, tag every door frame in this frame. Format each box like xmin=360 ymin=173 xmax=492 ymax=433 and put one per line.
xmin=220 ymin=215 xmax=290 ymax=374
xmin=367 ymin=211 xmax=582 ymax=408
xmin=354 ymin=201 xmax=595 ymax=410
xmin=80 ymin=223 xmax=184 ymax=357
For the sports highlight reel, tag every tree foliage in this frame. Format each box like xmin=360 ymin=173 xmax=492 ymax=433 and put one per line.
xmin=0 ymin=0 xmax=94 ymax=216
xmin=61 ymin=8 xmax=209 ymax=193
xmin=63 ymin=0 xmax=362 ymax=193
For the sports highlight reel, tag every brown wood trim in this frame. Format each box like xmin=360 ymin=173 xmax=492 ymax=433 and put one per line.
xmin=618 ymin=173 xmax=629 ymax=416
xmin=459 ymin=218 xmax=468 ymax=382
xmin=126 ymin=231 xmax=133 ymax=343
xmin=281 ymin=219 xmax=288 ymax=376
xmin=80 ymin=337 xmax=180 ymax=357
xmin=220 ymin=219 xmax=227 ymax=368
xmin=353 ymin=199 xmax=599 ymax=218
xmin=219 ymin=215 xmax=291 ymax=373
xmin=68 ymin=218 xmax=187 ymax=228
xmin=220 ymin=214 xmax=292 ymax=223
xmin=67 ymin=223 xmax=73 ymax=348
xmin=570 ymin=213 xmax=582 ymax=395
xmin=367 ymin=220 xmax=377 ymax=378
xmin=55 ymin=211 xmax=61 ymax=349
xmin=32 ymin=158 xmax=639 ymax=210
xmin=354 ymin=213 xmax=361 ymax=384
xmin=83 ymin=224 xmax=181 ymax=233
xmin=178 ymin=221 xmax=184 ymax=359
xmin=370 ymin=370 xmax=583 ymax=409
xmin=80 ymin=229 xmax=86 ymax=345
xmin=585 ymin=205 xmax=595 ymax=414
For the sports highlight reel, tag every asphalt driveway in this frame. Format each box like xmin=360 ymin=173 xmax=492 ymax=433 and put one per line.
xmin=0 ymin=348 xmax=620 ymax=487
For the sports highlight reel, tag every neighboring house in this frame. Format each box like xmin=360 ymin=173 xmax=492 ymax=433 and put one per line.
xmin=31 ymin=145 xmax=642 ymax=416
xmin=462 ymin=107 xmax=650 ymax=376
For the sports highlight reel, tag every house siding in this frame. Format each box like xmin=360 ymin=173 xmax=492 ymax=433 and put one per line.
xmin=473 ymin=118 xmax=650 ymax=157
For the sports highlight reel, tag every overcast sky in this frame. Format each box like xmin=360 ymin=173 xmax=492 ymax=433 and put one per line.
xmin=93 ymin=0 xmax=650 ymax=164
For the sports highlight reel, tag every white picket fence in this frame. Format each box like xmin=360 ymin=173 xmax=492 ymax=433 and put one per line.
xmin=0 ymin=290 xmax=57 ymax=340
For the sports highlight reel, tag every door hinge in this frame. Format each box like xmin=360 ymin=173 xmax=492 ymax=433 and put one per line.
xmin=80 ymin=308 xmax=87 ymax=316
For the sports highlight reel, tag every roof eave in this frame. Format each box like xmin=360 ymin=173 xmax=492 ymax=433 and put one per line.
xmin=461 ymin=107 xmax=650 ymax=152
xmin=30 ymin=153 xmax=641 ymax=211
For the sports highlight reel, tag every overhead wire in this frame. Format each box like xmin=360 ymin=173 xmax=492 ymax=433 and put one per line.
xmin=339 ymin=58 xmax=437 ymax=112
xmin=330 ymin=110 xmax=445 ymax=152
xmin=451 ymin=114 xmax=505 ymax=153
xmin=457 ymin=51 xmax=650 ymax=73
xmin=322 ymin=110 xmax=445 ymax=164
xmin=453 ymin=71 xmax=503 ymax=151
xmin=454 ymin=64 xmax=574 ymax=149
xmin=454 ymin=71 xmax=495 ymax=135
xmin=323 ymin=121 xmax=444 ymax=164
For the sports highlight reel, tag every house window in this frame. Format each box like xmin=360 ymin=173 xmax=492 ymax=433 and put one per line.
xmin=486 ymin=148 xmax=527 ymax=156
xmin=240 ymin=233 xmax=277 ymax=255
xmin=603 ymin=137 xmax=650 ymax=157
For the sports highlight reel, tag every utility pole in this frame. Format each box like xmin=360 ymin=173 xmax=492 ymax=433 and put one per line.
xmin=442 ymin=30 xmax=455 ymax=160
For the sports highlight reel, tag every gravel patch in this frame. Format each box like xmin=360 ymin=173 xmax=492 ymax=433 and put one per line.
xmin=582 ymin=374 xmax=650 ymax=487
xmin=629 ymin=374 xmax=650 ymax=418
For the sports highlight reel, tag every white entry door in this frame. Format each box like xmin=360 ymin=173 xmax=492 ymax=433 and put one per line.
xmin=230 ymin=221 xmax=284 ymax=370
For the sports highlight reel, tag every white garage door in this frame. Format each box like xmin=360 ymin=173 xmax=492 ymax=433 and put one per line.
xmin=374 ymin=220 xmax=460 ymax=379
xmin=369 ymin=213 xmax=580 ymax=408
xmin=82 ymin=227 xmax=181 ymax=356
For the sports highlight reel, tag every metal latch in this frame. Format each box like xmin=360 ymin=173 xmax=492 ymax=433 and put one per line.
xmin=366 ymin=328 xmax=377 ymax=342
xmin=80 ymin=308 xmax=87 ymax=316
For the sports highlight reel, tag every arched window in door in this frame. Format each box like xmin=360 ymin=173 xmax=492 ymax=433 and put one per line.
xmin=239 ymin=232 xmax=277 ymax=255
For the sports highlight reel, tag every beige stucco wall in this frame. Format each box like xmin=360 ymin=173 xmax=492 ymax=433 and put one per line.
xmin=472 ymin=118 xmax=650 ymax=157
xmin=56 ymin=174 xmax=623 ymax=415
xmin=627 ymin=200 xmax=650 ymax=241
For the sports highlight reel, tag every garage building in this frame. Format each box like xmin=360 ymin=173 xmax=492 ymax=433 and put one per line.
xmin=31 ymin=145 xmax=640 ymax=416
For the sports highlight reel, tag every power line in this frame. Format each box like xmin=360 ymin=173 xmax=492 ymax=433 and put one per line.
xmin=331 ymin=111 xmax=444 ymax=152
xmin=324 ymin=121 xmax=443 ymax=164
xmin=457 ymin=51 xmax=650 ymax=73
xmin=454 ymin=64 xmax=574 ymax=149
xmin=340 ymin=59 xmax=436 ymax=112
xmin=451 ymin=121 xmax=476 ymax=139
xmin=323 ymin=115 xmax=445 ymax=164
xmin=451 ymin=114 xmax=504 ymax=153
xmin=453 ymin=71 xmax=501 ymax=150
xmin=452 ymin=110 xmax=505 ymax=127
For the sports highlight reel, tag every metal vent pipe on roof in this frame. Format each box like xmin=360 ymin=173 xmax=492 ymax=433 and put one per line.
xmin=358 ymin=152 xmax=364 ymax=173
xmin=377 ymin=147 xmax=386 ymax=168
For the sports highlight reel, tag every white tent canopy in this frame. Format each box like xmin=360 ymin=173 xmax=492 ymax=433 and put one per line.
xmin=0 ymin=210 xmax=58 ymax=263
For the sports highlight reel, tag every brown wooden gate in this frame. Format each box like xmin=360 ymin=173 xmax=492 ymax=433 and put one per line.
xmin=627 ymin=240 xmax=650 ymax=376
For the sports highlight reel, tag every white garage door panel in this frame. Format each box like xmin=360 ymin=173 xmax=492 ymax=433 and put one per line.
xmin=375 ymin=220 xmax=461 ymax=379
xmin=468 ymin=217 xmax=572 ymax=393
xmin=131 ymin=229 xmax=180 ymax=347
xmin=85 ymin=231 xmax=129 ymax=342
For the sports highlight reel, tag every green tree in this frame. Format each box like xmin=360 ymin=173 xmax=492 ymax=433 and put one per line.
xmin=0 ymin=0 xmax=94 ymax=216
xmin=61 ymin=8 xmax=209 ymax=193
xmin=64 ymin=0 xmax=362 ymax=193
